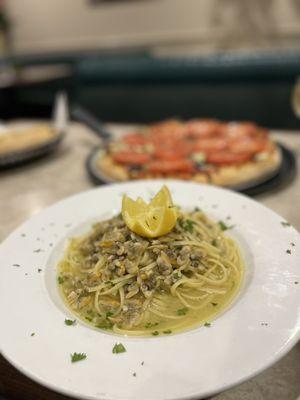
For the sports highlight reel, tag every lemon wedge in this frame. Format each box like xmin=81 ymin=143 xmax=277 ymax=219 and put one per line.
xmin=122 ymin=186 xmax=178 ymax=238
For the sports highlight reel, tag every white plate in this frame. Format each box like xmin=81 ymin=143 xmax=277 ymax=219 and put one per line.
xmin=0 ymin=180 xmax=299 ymax=400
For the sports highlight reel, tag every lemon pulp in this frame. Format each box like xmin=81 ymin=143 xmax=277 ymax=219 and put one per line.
xmin=121 ymin=186 xmax=178 ymax=238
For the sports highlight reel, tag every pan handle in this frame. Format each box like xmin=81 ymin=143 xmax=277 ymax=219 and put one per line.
xmin=71 ymin=105 xmax=112 ymax=141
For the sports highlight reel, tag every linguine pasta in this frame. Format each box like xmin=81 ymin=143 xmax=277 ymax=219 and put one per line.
xmin=57 ymin=209 xmax=243 ymax=336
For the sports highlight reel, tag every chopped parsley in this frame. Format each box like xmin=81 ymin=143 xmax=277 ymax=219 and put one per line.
xmin=295 ymin=281 xmax=299 ymax=285
xmin=65 ymin=319 xmax=76 ymax=326
xmin=132 ymin=372 xmax=137 ymax=377
xmin=291 ymin=242 xmax=295 ymax=247
xmin=105 ymin=311 xmax=114 ymax=318
xmin=141 ymin=361 xmax=144 ymax=366
xmin=163 ymin=330 xmax=172 ymax=334
xmin=286 ymin=249 xmax=292 ymax=254
xmin=181 ymin=219 xmax=196 ymax=233
xmin=58 ymin=276 xmax=64 ymax=284
xmin=219 ymin=221 xmax=235 ymax=231
xmin=204 ymin=322 xmax=211 ymax=327
xmin=85 ymin=316 xmax=93 ymax=322
xmin=145 ymin=322 xmax=159 ymax=329
xmin=12 ymin=264 xmax=20 ymax=267
xmin=112 ymin=343 xmax=126 ymax=354
xmin=172 ymin=271 xmax=180 ymax=279
xmin=281 ymin=221 xmax=291 ymax=227
xmin=211 ymin=239 xmax=218 ymax=247
xmin=194 ymin=207 xmax=201 ymax=212
xmin=211 ymin=302 xmax=218 ymax=307
xmin=152 ymin=331 xmax=159 ymax=336
xmin=71 ymin=352 xmax=87 ymax=363
xmin=30 ymin=332 xmax=35 ymax=337
xmin=177 ymin=307 xmax=188 ymax=316
xmin=33 ymin=249 xmax=43 ymax=253
xmin=38 ymin=268 xmax=42 ymax=273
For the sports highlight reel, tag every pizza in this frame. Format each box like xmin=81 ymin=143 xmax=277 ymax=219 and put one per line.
xmin=97 ymin=119 xmax=281 ymax=188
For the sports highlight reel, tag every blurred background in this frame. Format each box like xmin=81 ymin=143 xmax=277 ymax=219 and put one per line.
xmin=0 ymin=0 xmax=300 ymax=127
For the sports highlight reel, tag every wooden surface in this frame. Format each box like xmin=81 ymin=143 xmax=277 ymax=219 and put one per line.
xmin=0 ymin=122 xmax=300 ymax=400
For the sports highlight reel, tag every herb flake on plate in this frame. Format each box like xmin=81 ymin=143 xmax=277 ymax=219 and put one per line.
xmin=219 ymin=221 xmax=235 ymax=231
xmin=112 ymin=343 xmax=126 ymax=354
xmin=65 ymin=319 xmax=76 ymax=326
xmin=71 ymin=352 xmax=87 ymax=363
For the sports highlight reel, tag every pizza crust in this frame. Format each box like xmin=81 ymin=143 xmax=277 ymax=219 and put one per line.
xmin=97 ymin=145 xmax=281 ymax=188
xmin=209 ymin=146 xmax=282 ymax=188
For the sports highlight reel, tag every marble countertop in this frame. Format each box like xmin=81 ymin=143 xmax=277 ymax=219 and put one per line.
xmin=0 ymin=122 xmax=300 ymax=400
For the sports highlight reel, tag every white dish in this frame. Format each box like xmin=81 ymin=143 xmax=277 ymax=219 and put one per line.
xmin=0 ymin=180 xmax=299 ymax=400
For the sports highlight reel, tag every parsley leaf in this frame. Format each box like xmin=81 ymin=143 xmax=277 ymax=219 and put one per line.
xmin=112 ymin=343 xmax=126 ymax=354
xmin=152 ymin=331 xmax=159 ymax=336
xmin=204 ymin=322 xmax=211 ymax=327
xmin=211 ymin=302 xmax=218 ymax=307
xmin=286 ymin=249 xmax=292 ymax=254
xmin=182 ymin=219 xmax=196 ymax=233
xmin=211 ymin=239 xmax=218 ymax=247
xmin=58 ymin=276 xmax=64 ymax=284
xmin=163 ymin=330 xmax=172 ymax=334
xmin=219 ymin=221 xmax=235 ymax=231
xmin=30 ymin=332 xmax=35 ymax=337
xmin=172 ymin=271 xmax=180 ymax=280
xmin=71 ymin=352 xmax=87 ymax=363
xmin=177 ymin=307 xmax=188 ymax=316
xmin=145 ymin=322 xmax=159 ymax=329
xmin=65 ymin=319 xmax=76 ymax=326
xmin=281 ymin=221 xmax=291 ymax=227
xmin=105 ymin=311 xmax=114 ymax=318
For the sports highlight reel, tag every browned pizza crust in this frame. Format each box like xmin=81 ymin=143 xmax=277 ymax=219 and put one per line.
xmin=97 ymin=145 xmax=281 ymax=188
xmin=209 ymin=145 xmax=281 ymax=188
